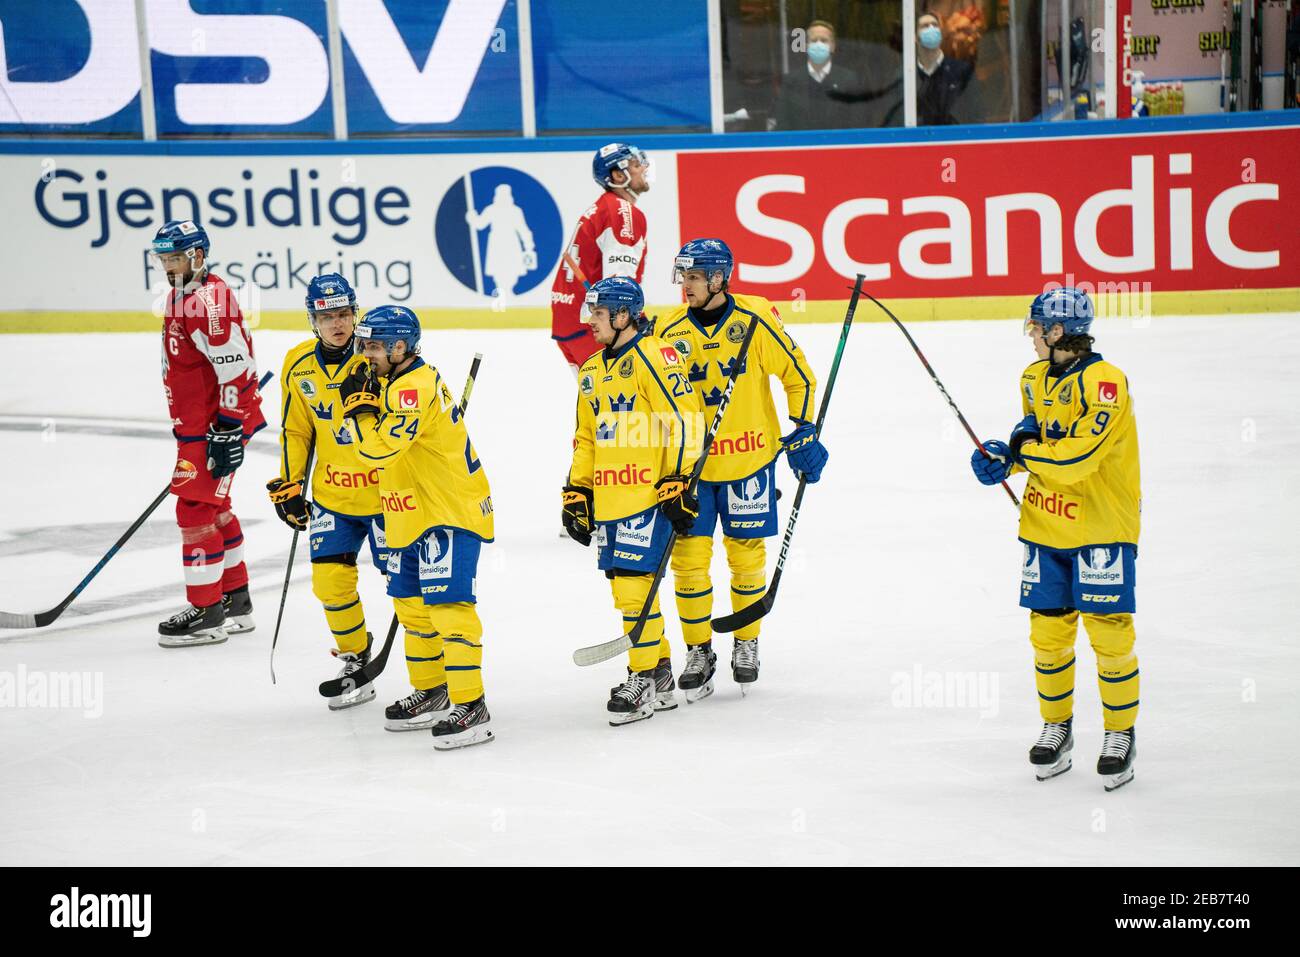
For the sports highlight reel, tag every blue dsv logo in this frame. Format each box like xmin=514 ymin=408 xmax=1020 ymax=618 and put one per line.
xmin=434 ymin=167 xmax=561 ymax=298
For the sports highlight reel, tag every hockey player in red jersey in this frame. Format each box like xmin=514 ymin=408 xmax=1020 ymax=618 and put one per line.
xmin=550 ymin=143 xmax=651 ymax=373
xmin=153 ymin=220 xmax=266 ymax=648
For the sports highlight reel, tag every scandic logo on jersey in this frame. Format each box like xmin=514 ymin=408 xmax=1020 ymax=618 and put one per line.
xmin=1025 ymin=486 xmax=1080 ymax=520
xmin=710 ymin=430 xmax=767 ymax=457
xmin=398 ymin=389 xmax=419 ymax=410
xmin=324 ymin=464 xmax=380 ymax=489
xmin=381 ymin=490 xmax=418 ymax=513
xmin=1098 ymin=381 xmax=1119 ymax=403
xmin=595 ymin=464 xmax=652 ymax=486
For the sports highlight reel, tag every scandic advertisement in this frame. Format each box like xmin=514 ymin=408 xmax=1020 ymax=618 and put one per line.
xmin=678 ymin=126 xmax=1299 ymax=302
xmin=0 ymin=123 xmax=1295 ymax=327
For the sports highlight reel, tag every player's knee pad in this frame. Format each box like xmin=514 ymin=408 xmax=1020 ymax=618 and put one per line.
xmin=1082 ymin=613 xmax=1136 ymax=659
xmin=610 ymin=574 xmax=656 ymax=614
xmin=1029 ymin=609 xmax=1079 ymax=654
xmin=671 ymin=535 xmax=713 ymax=584
xmin=428 ymin=602 xmax=482 ymax=643
xmin=311 ymin=559 xmax=359 ymax=606
xmin=175 ymin=499 xmax=218 ymax=537
xmin=393 ymin=595 xmax=432 ymax=634
xmin=723 ymin=536 xmax=765 ymax=580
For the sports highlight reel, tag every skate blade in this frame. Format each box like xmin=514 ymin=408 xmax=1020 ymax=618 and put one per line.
xmin=1102 ymin=767 xmax=1135 ymax=791
xmin=608 ymin=704 xmax=654 ymax=727
xmin=224 ymin=615 xmax=255 ymax=635
xmin=653 ymin=691 xmax=679 ymax=712
xmin=684 ymin=680 xmax=715 ymax=704
xmin=432 ymin=725 xmax=495 ymax=750
xmin=158 ymin=628 xmax=228 ymax=648
xmin=327 ymin=686 xmax=376 ymax=711
xmin=1033 ymin=755 xmax=1073 ymax=781
xmin=384 ymin=709 xmax=450 ymax=732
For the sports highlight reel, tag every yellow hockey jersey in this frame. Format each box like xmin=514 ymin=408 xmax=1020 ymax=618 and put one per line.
xmin=351 ymin=358 xmax=494 ymax=549
xmin=1013 ymin=353 xmax=1141 ymax=550
xmin=279 ymin=339 xmax=381 ymax=517
xmin=657 ymin=293 xmax=816 ymax=483
xmin=569 ymin=330 xmax=703 ymax=524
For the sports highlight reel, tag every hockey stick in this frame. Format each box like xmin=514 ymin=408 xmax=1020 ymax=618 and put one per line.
xmin=571 ymin=315 xmax=761 ymax=667
xmin=0 ymin=370 xmax=275 ymax=630
xmin=869 ymin=292 xmax=1021 ymax=509
xmin=270 ymin=440 xmax=314 ymax=684
xmin=562 ymin=250 xmax=592 ymax=289
xmin=712 ymin=275 xmax=865 ymax=635
xmin=317 ymin=354 xmax=483 ymax=699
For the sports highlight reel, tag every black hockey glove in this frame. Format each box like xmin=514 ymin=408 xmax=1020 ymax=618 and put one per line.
xmin=206 ymin=420 xmax=245 ymax=478
xmin=340 ymin=362 xmax=381 ymax=419
xmin=655 ymin=475 xmax=699 ymax=535
xmin=266 ymin=478 xmax=310 ymax=531
xmin=562 ymin=485 xmax=594 ymax=546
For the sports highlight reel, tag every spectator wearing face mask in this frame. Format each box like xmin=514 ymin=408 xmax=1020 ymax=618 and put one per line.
xmin=914 ymin=13 xmax=973 ymax=125
xmin=771 ymin=19 xmax=863 ymax=130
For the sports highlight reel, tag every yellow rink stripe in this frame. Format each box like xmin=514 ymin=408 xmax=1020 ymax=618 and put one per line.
xmin=2 ymin=288 xmax=1296 ymax=333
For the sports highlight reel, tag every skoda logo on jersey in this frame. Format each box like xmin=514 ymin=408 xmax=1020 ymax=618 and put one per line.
xmin=300 ymin=379 xmax=317 ymax=398
xmin=673 ymin=339 xmax=692 ymax=359
xmin=435 ymin=167 xmax=561 ymax=298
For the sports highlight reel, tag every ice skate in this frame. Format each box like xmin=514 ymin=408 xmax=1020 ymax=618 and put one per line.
xmin=220 ymin=585 xmax=255 ymax=635
xmin=732 ymin=637 xmax=759 ymax=694
xmin=326 ymin=642 xmax=375 ymax=711
xmin=652 ymin=657 xmax=678 ymax=711
xmin=431 ymin=695 xmax=495 ymax=750
xmin=677 ymin=641 xmax=717 ymax=703
xmin=157 ymin=602 xmax=228 ymax=648
xmin=1029 ymin=718 xmax=1073 ymax=781
xmin=384 ymin=684 xmax=451 ymax=732
xmin=607 ymin=670 xmax=655 ymax=726
xmin=1097 ymin=728 xmax=1136 ymax=791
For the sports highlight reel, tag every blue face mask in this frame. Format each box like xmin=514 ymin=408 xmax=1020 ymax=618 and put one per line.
xmin=919 ymin=25 xmax=942 ymax=50
xmin=807 ymin=40 xmax=831 ymax=65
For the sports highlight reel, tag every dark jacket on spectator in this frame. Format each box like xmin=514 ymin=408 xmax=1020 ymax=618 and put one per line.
xmin=917 ymin=56 xmax=974 ymax=125
xmin=772 ymin=60 xmax=864 ymax=130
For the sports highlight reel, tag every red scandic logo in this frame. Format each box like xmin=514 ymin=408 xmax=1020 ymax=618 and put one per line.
xmin=675 ymin=127 xmax=1299 ymax=300
xmin=398 ymin=389 xmax=419 ymax=409
xmin=1098 ymin=381 xmax=1119 ymax=403
xmin=660 ymin=347 xmax=679 ymax=365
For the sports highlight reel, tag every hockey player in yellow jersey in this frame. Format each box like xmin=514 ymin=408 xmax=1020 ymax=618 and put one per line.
xmin=970 ymin=286 xmax=1140 ymax=791
xmin=267 ymin=275 xmax=387 ymax=712
xmin=340 ymin=305 xmax=496 ymax=749
xmin=563 ymin=277 xmax=704 ymax=725
xmin=655 ymin=239 xmax=824 ymax=701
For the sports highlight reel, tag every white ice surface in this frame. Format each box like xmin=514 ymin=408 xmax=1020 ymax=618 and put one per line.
xmin=0 ymin=316 xmax=1297 ymax=866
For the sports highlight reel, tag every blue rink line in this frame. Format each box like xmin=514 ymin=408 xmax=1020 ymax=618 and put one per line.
xmin=0 ymin=111 xmax=1295 ymax=156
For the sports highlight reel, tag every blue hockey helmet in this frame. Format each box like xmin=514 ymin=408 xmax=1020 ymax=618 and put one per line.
xmin=592 ymin=142 xmax=649 ymax=190
xmin=1027 ymin=286 xmax=1094 ymax=337
xmin=584 ymin=276 xmax=647 ymax=330
xmin=151 ymin=219 xmax=210 ymax=257
xmin=305 ymin=273 xmax=358 ymax=330
xmin=355 ymin=305 xmax=421 ymax=359
xmin=672 ymin=238 xmax=734 ymax=288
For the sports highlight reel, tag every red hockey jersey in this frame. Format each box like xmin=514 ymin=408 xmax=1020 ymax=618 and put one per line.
xmin=550 ymin=190 xmax=648 ymax=341
xmin=161 ymin=272 xmax=266 ymax=443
